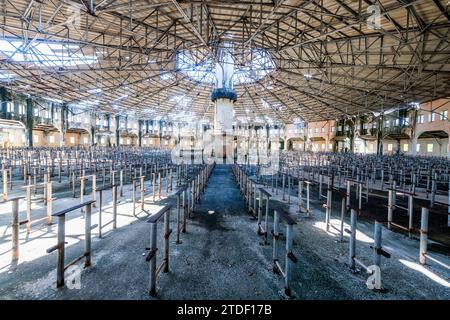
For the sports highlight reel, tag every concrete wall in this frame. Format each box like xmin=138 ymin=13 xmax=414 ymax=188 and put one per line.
xmin=65 ymin=132 xmax=90 ymax=147
xmin=31 ymin=130 xmax=61 ymax=147
xmin=143 ymin=136 xmax=161 ymax=147
xmin=415 ymin=138 xmax=448 ymax=156
xmin=354 ymin=138 xmax=377 ymax=154
xmin=310 ymin=140 xmax=330 ymax=152
xmin=286 ymin=138 xmax=304 ymax=150
xmin=119 ymin=136 xmax=137 ymax=146
xmin=0 ymin=127 xmax=26 ymax=147
xmin=306 ymin=120 xmax=336 ymax=151
xmin=413 ymin=98 xmax=450 ymax=157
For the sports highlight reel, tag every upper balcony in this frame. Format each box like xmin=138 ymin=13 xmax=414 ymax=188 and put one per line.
xmin=383 ymin=125 xmax=412 ymax=140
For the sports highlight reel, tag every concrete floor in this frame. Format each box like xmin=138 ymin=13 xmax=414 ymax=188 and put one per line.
xmin=0 ymin=165 xmax=449 ymax=299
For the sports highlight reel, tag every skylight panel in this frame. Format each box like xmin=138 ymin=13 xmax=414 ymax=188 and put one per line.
xmin=0 ymin=39 xmax=97 ymax=68
xmin=88 ymin=88 xmax=102 ymax=94
xmin=0 ymin=72 xmax=15 ymax=81
xmin=169 ymin=95 xmax=191 ymax=108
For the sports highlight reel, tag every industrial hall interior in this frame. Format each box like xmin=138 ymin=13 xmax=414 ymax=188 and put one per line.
xmin=0 ymin=0 xmax=449 ymax=301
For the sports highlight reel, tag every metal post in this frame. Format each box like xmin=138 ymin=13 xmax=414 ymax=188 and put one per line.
xmin=92 ymin=174 xmax=96 ymax=208
xmin=349 ymin=209 xmax=357 ymax=271
xmin=132 ymin=180 xmax=136 ymax=216
xmin=98 ymin=190 xmax=103 ymax=238
xmin=152 ymin=172 xmax=156 ymax=202
xmin=264 ymin=196 xmax=269 ymax=243
xmin=149 ymin=221 xmax=157 ymax=296
xmin=430 ymin=175 xmax=436 ymax=207
xmin=387 ymin=188 xmax=393 ymax=230
xmin=325 ymin=188 xmax=331 ymax=232
xmin=419 ymin=207 xmax=429 ymax=265
xmin=319 ymin=174 xmax=323 ymax=200
xmin=120 ymin=170 xmax=123 ymax=197
xmin=113 ymin=185 xmax=117 ymax=229
xmin=163 ymin=210 xmax=170 ymax=272
xmin=373 ymin=221 xmax=382 ymax=268
xmin=176 ymin=193 xmax=181 ymax=244
xmin=346 ymin=180 xmax=350 ymax=209
xmin=158 ymin=172 xmax=161 ymax=199
xmin=182 ymin=189 xmax=187 ymax=233
xmin=140 ymin=176 xmax=145 ymax=210
xmin=306 ymin=182 xmax=310 ymax=216
xmin=84 ymin=203 xmax=92 ymax=267
xmin=408 ymin=194 xmax=413 ymax=238
xmin=253 ymin=183 xmax=257 ymax=214
xmin=26 ymin=184 xmax=31 ymax=233
xmin=340 ymin=197 xmax=345 ymax=242
xmin=257 ymin=189 xmax=262 ymax=233
xmin=12 ymin=199 xmax=19 ymax=260
xmin=358 ymin=182 xmax=362 ymax=210
xmin=56 ymin=215 xmax=66 ymax=288
xmin=47 ymin=182 xmax=52 ymax=224
xmin=298 ymin=179 xmax=303 ymax=212
xmin=187 ymin=184 xmax=191 ymax=218
xmin=3 ymin=169 xmax=8 ymax=200
xmin=285 ymin=223 xmax=294 ymax=296
xmin=272 ymin=210 xmax=280 ymax=270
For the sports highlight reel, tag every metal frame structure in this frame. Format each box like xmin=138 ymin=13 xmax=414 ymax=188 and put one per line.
xmin=0 ymin=1 xmax=449 ymax=124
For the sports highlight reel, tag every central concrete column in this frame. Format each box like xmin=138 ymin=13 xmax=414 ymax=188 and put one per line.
xmin=447 ymin=138 xmax=450 ymax=158
xmin=211 ymin=42 xmax=236 ymax=164
xmin=411 ymin=137 xmax=418 ymax=156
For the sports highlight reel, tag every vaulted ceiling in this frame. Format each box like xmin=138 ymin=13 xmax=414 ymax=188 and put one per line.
xmin=1 ymin=0 xmax=450 ymax=124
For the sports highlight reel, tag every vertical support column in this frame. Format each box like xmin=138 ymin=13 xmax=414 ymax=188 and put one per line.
xmin=26 ymin=97 xmax=34 ymax=147
xmin=138 ymin=120 xmax=144 ymax=147
xmin=60 ymin=103 xmax=68 ymax=147
xmin=115 ymin=115 xmax=120 ymax=147
xmin=0 ymin=87 xmax=7 ymax=119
